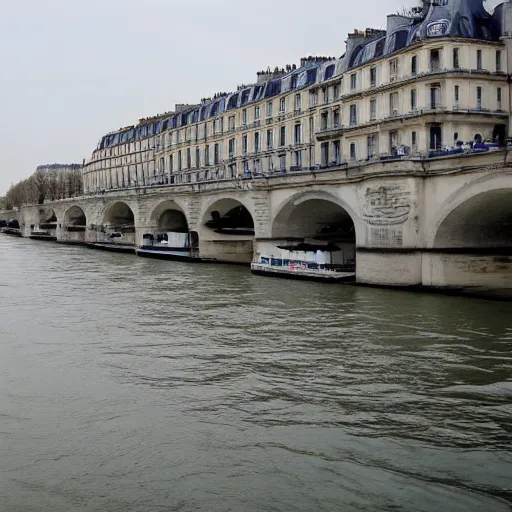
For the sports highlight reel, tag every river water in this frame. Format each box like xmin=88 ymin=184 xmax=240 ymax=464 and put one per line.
xmin=1 ymin=235 xmax=511 ymax=512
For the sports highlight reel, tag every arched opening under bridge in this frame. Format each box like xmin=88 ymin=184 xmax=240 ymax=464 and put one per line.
xmin=199 ymin=199 xmax=255 ymax=263
xmin=428 ymin=188 xmax=512 ymax=292
xmin=100 ymin=202 xmax=136 ymax=246
xmin=62 ymin=206 xmax=87 ymax=244
xmin=260 ymin=197 xmax=356 ymax=272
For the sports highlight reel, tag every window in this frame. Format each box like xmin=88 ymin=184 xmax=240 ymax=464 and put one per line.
xmin=242 ymin=109 xmax=247 ymax=125
xmin=411 ymin=89 xmax=417 ymax=110
xmin=293 ymin=150 xmax=302 ymax=167
xmin=389 ymin=92 xmax=399 ymax=115
xmin=367 ymin=135 xmax=377 ymax=158
xmin=333 ymin=109 xmax=340 ymax=128
xmin=178 ymin=150 xmax=182 ymax=170
xmin=310 ymin=90 xmax=318 ymax=106
xmin=496 ymin=50 xmax=502 ymax=72
xmin=321 ymin=143 xmax=329 ymax=165
xmin=453 ymin=48 xmax=460 ymax=69
xmin=242 ymin=135 xmax=248 ymax=154
xmin=254 ymin=132 xmax=260 ymax=152
xmin=454 ymin=85 xmax=460 ymax=106
xmin=267 ymin=101 xmax=273 ymax=117
xmin=333 ymin=84 xmax=340 ymax=99
xmin=349 ymin=104 xmax=357 ymax=126
xmin=411 ymin=55 xmax=417 ymax=75
xmin=254 ymin=106 xmax=260 ymax=119
xmin=279 ymin=126 xmax=286 ymax=146
xmin=279 ymin=155 xmax=286 ymax=170
xmin=205 ymin=145 xmax=210 ymax=165
xmin=294 ymin=93 xmax=301 ymax=111
xmin=195 ymin=147 xmax=200 ymax=168
xmin=350 ymin=73 xmax=357 ymax=90
xmin=370 ymin=67 xmax=377 ymax=87
xmin=412 ymin=131 xmax=417 ymax=150
xmin=430 ymin=49 xmax=440 ymax=72
xmin=350 ymin=142 xmax=356 ymax=161
xmin=323 ymin=87 xmax=329 ymax=103
xmin=333 ymin=141 xmax=340 ymax=164
xmin=228 ymin=138 xmax=235 ymax=158
xmin=228 ymin=115 xmax=235 ymax=130
xmin=430 ymin=85 xmax=441 ymax=109
xmin=477 ymin=49 xmax=483 ymax=70
xmin=370 ymin=99 xmax=377 ymax=121
xmin=497 ymin=87 xmax=503 ymax=109
xmin=187 ymin=148 xmax=192 ymax=168
xmin=321 ymin=111 xmax=328 ymax=130
xmin=477 ymin=87 xmax=482 ymax=109
xmin=389 ymin=59 xmax=398 ymax=80
xmin=267 ymin=129 xmax=274 ymax=149
xmin=279 ymin=98 xmax=286 ymax=113
xmin=294 ymin=123 xmax=301 ymax=144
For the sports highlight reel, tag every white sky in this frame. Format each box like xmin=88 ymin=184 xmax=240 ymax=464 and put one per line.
xmin=0 ymin=0 xmax=502 ymax=194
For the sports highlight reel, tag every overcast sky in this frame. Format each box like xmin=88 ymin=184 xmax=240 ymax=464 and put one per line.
xmin=0 ymin=0 xmax=501 ymax=194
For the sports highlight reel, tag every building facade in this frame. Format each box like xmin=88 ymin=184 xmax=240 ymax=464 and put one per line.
xmin=82 ymin=0 xmax=512 ymax=195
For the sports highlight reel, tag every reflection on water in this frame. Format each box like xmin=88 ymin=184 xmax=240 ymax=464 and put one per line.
xmin=0 ymin=236 xmax=511 ymax=511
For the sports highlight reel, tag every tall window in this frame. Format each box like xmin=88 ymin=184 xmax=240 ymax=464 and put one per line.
xmin=389 ymin=59 xmax=398 ymax=80
xmin=294 ymin=123 xmax=301 ymax=144
xmin=350 ymin=143 xmax=356 ymax=161
xmin=242 ymin=109 xmax=247 ymax=125
xmin=254 ymin=106 xmax=260 ymax=119
xmin=294 ymin=93 xmax=302 ymax=111
xmin=454 ymin=85 xmax=460 ymax=106
xmin=333 ymin=108 xmax=340 ymax=127
xmin=293 ymin=151 xmax=302 ymax=167
xmin=279 ymin=98 xmax=286 ymax=113
xmin=370 ymin=99 xmax=377 ymax=121
xmin=242 ymin=135 xmax=248 ymax=154
xmin=411 ymin=55 xmax=417 ymax=76
xmin=321 ymin=111 xmax=328 ymax=130
xmin=187 ymin=148 xmax=192 ymax=168
xmin=477 ymin=49 xmax=483 ymax=70
xmin=389 ymin=92 xmax=399 ymax=114
xmin=323 ymin=87 xmax=329 ymax=103
xmin=254 ymin=132 xmax=260 ymax=152
xmin=333 ymin=141 xmax=340 ymax=164
xmin=321 ymin=143 xmax=329 ymax=165
xmin=497 ymin=87 xmax=503 ymax=110
xmin=430 ymin=49 xmax=440 ymax=72
xmin=370 ymin=67 xmax=377 ymax=87
xmin=411 ymin=89 xmax=417 ymax=110
xmin=205 ymin=145 xmax=210 ymax=165
xmin=228 ymin=138 xmax=235 ymax=157
xmin=477 ymin=87 xmax=482 ymax=109
xmin=310 ymin=90 xmax=318 ymax=106
xmin=412 ymin=131 xmax=417 ymax=150
xmin=178 ymin=150 xmax=182 ymax=170
xmin=349 ymin=104 xmax=357 ymax=126
xmin=430 ymin=85 xmax=441 ymax=109
xmin=367 ymin=135 xmax=377 ymax=158
xmin=195 ymin=147 xmax=200 ymax=168
xmin=453 ymin=48 xmax=460 ymax=69
xmin=267 ymin=101 xmax=273 ymax=117
xmin=350 ymin=73 xmax=357 ymax=90
xmin=333 ymin=84 xmax=340 ymax=99
xmin=496 ymin=50 xmax=502 ymax=72
xmin=279 ymin=126 xmax=286 ymax=146
xmin=228 ymin=115 xmax=235 ymax=130
xmin=267 ymin=129 xmax=274 ymax=149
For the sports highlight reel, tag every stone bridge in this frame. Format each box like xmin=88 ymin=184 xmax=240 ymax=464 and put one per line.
xmin=18 ymin=151 xmax=512 ymax=295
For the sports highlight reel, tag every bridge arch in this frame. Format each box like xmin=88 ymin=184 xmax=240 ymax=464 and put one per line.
xmin=149 ymin=200 xmax=189 ymax=233
xmin=266 ymin=191 xmax=360 ymax=269
xmin=431 ymin=173 xmax=512 ymax=248
xmin=102 ymin=201 xmax=135 ymax=227
xmin=198 ymin=197 xmax=256 ymax=264
xmin=100 ymin=201 xmax=137 ymax=246
xmin=425 ymin=173 xmax=512 ymax=292
xmin=62 ymin=205 xmax=87 ymax=244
